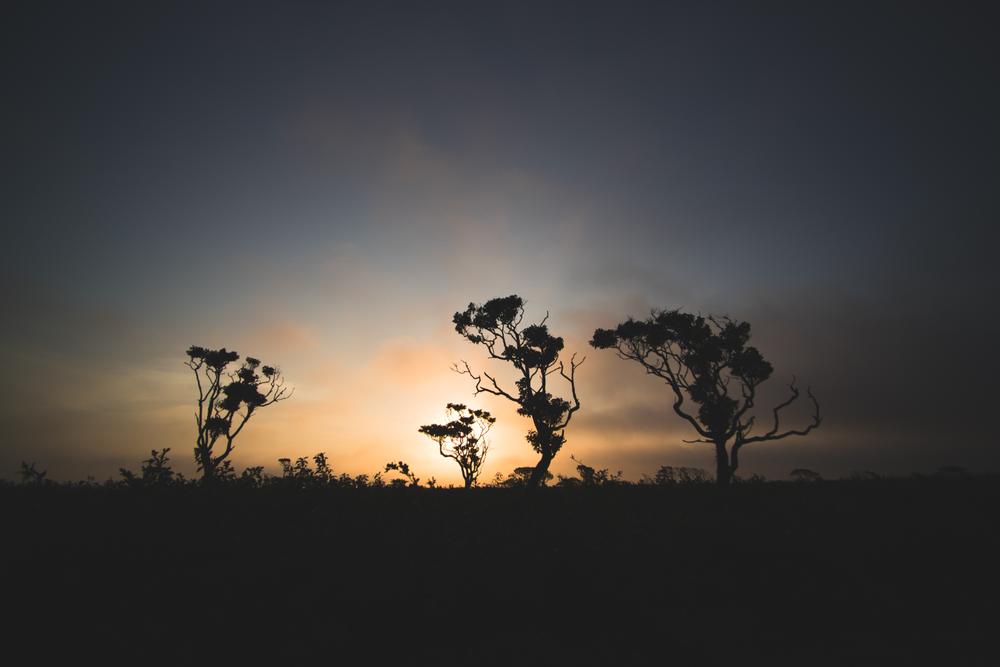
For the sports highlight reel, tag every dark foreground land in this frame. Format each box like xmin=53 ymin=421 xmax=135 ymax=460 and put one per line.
xmin=5 ymin=478 xmax=999 ymax=664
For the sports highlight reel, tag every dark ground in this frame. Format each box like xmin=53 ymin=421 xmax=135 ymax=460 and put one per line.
xmin=5 ymin=478 xmax=998 ymax=664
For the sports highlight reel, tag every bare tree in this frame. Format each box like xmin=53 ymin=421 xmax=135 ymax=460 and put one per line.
xmin=453 ymin=295 xmax=583 ymax=488
xmin=185 ymin=346 xmax=292 ymax=482
xmin=419 ymin=403 xmax=496 ymax=488
xmin=591 ymin=310 xmax=820 ymax=485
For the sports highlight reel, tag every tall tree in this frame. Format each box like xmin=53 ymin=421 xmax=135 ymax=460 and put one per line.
xmin=185 ymin=346 xmax=292 ymax=481
xmin=453 ymin=295 xmax=583 ymax=488
xmin=419 ymin=403 xmax=496 ymax=488
xmin=591 ymin=310 xmax=820 ymax=485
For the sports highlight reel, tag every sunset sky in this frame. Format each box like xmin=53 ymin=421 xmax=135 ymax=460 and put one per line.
xmin=3 ymin=2 xmax=996 ymax=483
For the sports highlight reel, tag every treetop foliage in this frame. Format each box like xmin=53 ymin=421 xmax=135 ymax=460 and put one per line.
xmin=591 ymin=310 xmax=776 ymax=436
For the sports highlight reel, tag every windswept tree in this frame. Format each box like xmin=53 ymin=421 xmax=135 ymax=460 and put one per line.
xmin=591 ymin=310 xmax=821 ymax=485
xmin=185 ymin=346 xmax=292 ymax=482
xmin=453 ymin=295 xmax=583 ymax=488
xmin=419 ymin=403 xmax=496 ymax=488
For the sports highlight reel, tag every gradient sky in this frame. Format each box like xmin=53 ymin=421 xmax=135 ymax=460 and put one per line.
xmin=2 ymin=1 xmax=997 ymax=483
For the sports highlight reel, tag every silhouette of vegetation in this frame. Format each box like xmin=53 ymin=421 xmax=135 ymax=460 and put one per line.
xmin=7 ymin=470 xmax=997 ymax=662
xmin=185 ymin=346 xmax=293 ymax=482
xmin=591 ymin=310 xmax=821 ymax=485
xmin=119 ymin=448 xmax=180 ymax=487
xmin=384 ymin=460 xmax=421 ymax=487
xmin=276 ymin=453 xmax=383 ymax=488
xmin=18 ymin=461 xmax=48 ymax=485
xmin=790 ymin=468 xmax=823 ymax=482
xmin=454 ymin=295 xmax=583 ymax=488
xmin=491 ymin=467 xmax=555 ymax=487
xmin=557 ymin=455 xmax=624 ymax=487
xmin=640 ymin=465 xmax=710 ymax=485
xmin=419 ymin=403 xmax=496 ymax=488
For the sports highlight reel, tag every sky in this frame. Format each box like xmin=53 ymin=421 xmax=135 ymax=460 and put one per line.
xmin=2 ymin=1 xmax=997 ymax=483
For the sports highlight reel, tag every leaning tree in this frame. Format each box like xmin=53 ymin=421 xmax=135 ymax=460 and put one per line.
xmin=590 ymin=310 xmax=820 ymax=485
xmin=453 ymin=295 xmax=583 ymax=488
xmin=419 ymin=403 xmax=496 ymax=488
xmin=185 ymin=346 xmax=292 ymax=482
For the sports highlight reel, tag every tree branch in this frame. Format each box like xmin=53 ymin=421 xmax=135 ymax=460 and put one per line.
xmin=738 ymin=382 xmax=822 ymax=446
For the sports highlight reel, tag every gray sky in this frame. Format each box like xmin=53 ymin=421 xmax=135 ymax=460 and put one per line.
xmin=2 ymin=1 xmax=997 ymax=482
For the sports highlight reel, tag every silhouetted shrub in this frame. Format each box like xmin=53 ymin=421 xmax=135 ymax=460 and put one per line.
xmin=789 ymin=468 xmax=823 ymax=482
xmin=558 ymin=456 xmax=624 ymax=487
xmin=846 ymin=470 xmax=883 ymax=481
xmin=640 ymin=466 xmax=710 ymax=485
xmin=18 ymin=461 xmax=49 ymax=485
xmin=492 ymin=467 xmax=555 ymax=487
xmin=237 ymin=466 xmax=266 ymax=488
xmin=384 ymin=461 xmax=421 ymax=487
xmin=275 ymin=453 xmax=361 ymax=488
xmin=733 ymin=473 xmax=768 ymax=484
xmin=119 ymin=448 xmax=179 ymax=487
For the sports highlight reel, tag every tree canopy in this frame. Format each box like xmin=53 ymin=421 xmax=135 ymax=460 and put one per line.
xmin=591 ymin=310 xmax=820 ymax=484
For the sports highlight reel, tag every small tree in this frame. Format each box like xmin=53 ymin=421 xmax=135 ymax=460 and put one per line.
xmin=453 ymin=295 xmax=583 ymax=488
xmin=419 ymin=403 xmax=496 ymax=488
xmin=591 ymin=310 xmax=821 ymax=485
xmin=185 ymin=346 xmax=292 ymax=482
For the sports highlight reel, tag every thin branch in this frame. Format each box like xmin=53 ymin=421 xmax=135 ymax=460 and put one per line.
xmin=739 ymin=382 xmax=822 ymax=446
xmin=452 ymin=361 xmax=519 ymax=403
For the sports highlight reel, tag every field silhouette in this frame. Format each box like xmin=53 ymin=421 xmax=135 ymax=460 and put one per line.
xmin=6 ymin=471 xmax=997 ymax=663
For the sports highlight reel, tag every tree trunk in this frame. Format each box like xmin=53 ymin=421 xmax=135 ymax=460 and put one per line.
xmin=200 ymin=454 xmax=217 ymax=484
xmin=714 ymin=442 xmax=732 ymax=486
xmin=527 ymin=450 xmax=554 ymax=488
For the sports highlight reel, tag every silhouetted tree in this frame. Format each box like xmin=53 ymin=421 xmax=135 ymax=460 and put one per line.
xmin=185 ymin=346 xmax=292 ymax=482
xmin=419 ymin=403 xmax=496 ymax=488
xmin=454 ymin=295 xmax=583 ymax=488
xmin=591 ymin=310 xmax=821 ymax=485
